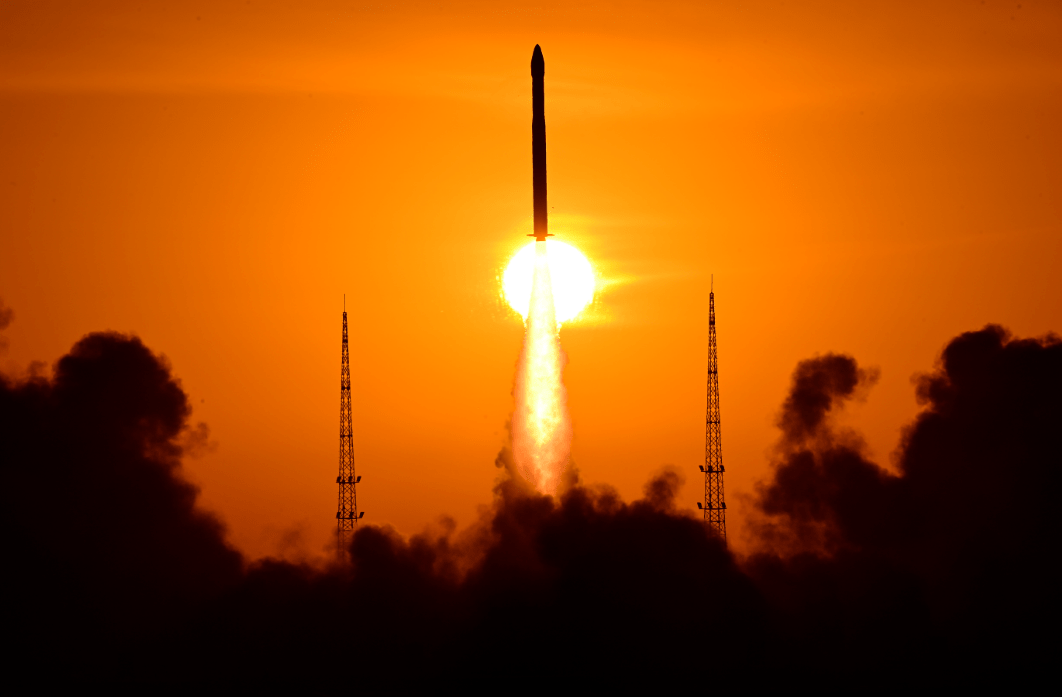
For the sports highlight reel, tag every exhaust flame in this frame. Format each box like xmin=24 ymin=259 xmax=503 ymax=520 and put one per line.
xmin=502 ymin=240 xmax=595 ymax=324
xmin=512 ymin=241 xmax=572 ymax=494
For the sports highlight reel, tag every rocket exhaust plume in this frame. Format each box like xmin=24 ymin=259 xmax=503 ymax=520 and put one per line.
xmin=512 ymin=45 xmax=571 ymax=494
xmin=512 ymin=243 xmax=571 ymax=493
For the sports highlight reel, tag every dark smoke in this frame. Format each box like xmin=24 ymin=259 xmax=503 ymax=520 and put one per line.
xmin=0 ymin=332 xmax=242 ymax=674
xmin=3 ymin=325 xmax=1057 ymax=687
xmin=747 ymin=327 xmax=1061 ymax=684
xmin=751 ymin=353 xmax=889 ymax=554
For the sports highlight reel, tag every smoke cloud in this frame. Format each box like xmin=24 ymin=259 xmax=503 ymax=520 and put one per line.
xmin=1 ymin=334 xmax=241 ymax=634
xmin=2 ymin=325 xmax=1057 ymax=687
xmin=746 ymin=327 xmax=1060 ymax=684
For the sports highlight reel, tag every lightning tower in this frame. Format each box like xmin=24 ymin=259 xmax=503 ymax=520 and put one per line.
xmin=336 ymin=300 xmax=362 ymax=551
xmin=699 ymin=281 xmax=727 ymax=541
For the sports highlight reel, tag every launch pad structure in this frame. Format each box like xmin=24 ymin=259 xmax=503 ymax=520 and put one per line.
xmin=699 ymin=284 xmax=727 ymax=542
xmin=336 ymin=302 xmax=362 ymax=551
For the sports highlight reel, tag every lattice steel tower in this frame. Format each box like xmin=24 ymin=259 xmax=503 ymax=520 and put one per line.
xmin=336 ymin=301 xmax=362 ymax=551
xmin=699 ymin=282 xmax=727 ymax=541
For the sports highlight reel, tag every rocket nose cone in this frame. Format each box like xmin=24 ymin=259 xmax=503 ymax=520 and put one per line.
xmin=531 ymin=45 xmax=544 ymax=77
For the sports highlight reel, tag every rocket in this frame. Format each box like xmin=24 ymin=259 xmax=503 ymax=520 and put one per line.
xmin=530 ymin=45 xmax=552 ymax=242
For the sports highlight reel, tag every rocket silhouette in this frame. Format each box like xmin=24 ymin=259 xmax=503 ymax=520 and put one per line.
xmin=530 ymin=45 xmax=552 ymax=242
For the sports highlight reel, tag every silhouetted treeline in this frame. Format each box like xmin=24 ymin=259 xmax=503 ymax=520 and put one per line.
xmin=1 ymin=324 xmax=1057 ymax=689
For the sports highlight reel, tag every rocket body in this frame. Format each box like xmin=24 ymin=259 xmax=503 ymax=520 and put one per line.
xmin=531 ymin=45 xmax=551 ymax=241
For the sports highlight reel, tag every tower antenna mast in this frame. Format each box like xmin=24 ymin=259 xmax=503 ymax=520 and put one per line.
xmin=698 ymin=283 xmax=727 ymax=541
xmin=336 ymin=302 xmax=362 ymax=552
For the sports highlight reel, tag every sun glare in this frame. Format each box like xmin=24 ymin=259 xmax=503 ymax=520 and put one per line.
xmin=503 ymin=240 xmax=595 ymax=323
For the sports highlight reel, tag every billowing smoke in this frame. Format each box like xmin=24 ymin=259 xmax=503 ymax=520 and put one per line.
xmin=510 ymin=242 xmax=572 ymax=495
xmin=745 ymin=327 xmax=1060 ymax=684
xmin=749 ymin=352 xmax=884 ymax=554
xmin=0 ymin=331 xmax=243 ymax=677
xmin=2 ymin=322 xmax=1057 ymax=688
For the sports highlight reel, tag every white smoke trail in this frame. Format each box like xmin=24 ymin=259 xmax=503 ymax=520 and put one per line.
xmin=511 ymin=241 xmax=572 ymax=495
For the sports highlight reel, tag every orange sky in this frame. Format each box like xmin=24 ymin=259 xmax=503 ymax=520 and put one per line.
xmin=2 ymin=0 xmax=1060 ymax=559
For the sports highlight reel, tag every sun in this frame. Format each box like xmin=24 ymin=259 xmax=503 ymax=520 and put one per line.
xmin=503 ymin=240 xmax=595 ymax=323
